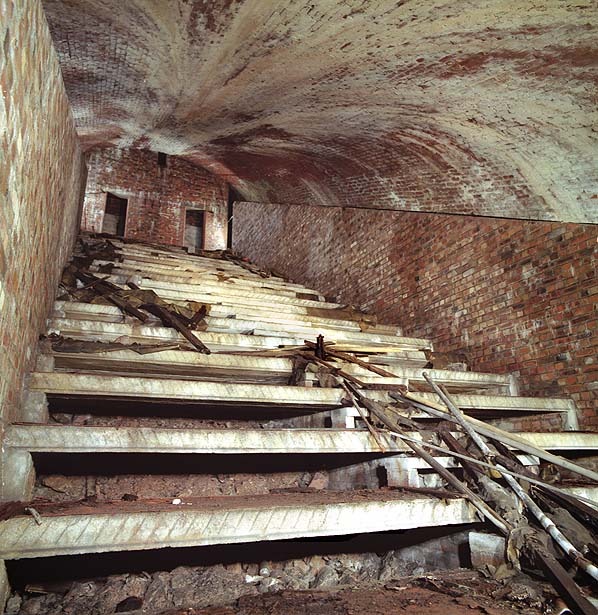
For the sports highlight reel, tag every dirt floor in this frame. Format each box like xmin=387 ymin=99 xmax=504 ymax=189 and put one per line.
xmin=24 ymin=570 xmax=552 ymax=615
xmin=188 ymin=584 xmax=542 ymax=615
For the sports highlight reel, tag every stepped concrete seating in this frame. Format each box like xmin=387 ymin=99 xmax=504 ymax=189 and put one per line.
xmin=8 ymin=424 xmax=595 ymax=455
xmin=46 ymin=347 xmax=514 ymax=392
xmin=29 ymin=372 xmax=575 ymax=419
xmin=0 ymin=492 xmax=476 ymax=560
xmin=55 ymin=298 xmax=403 ymax=337
xmin=50 ymin=302 xmax=424 ymax=348
xmin=1 ymin=235 xmax=594 ymax=568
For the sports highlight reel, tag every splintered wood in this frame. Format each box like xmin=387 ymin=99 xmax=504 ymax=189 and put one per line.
xmin=61 ymin=239 xmax=211 ymax=354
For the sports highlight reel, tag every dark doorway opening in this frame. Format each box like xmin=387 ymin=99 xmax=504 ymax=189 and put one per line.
xmin=227 ymin=186 xmax=242 ymax=249
xmin=184 ymin=209 xmax=205 ymax=251
xmin=103 ymin=193 xmax=128 ymax=236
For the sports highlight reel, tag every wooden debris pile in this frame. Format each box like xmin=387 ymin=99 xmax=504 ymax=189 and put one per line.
xmin=59 ymin=238 xmax=212 ymax=354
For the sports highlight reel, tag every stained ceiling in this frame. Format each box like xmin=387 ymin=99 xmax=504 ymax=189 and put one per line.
xmin=43 ymin=0 xmax=598 ymax=222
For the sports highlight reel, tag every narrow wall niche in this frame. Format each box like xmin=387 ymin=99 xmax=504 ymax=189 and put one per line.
xmin=102 ymin=193 xmax=128 ymax=236
xmin=184 ymin=208 xmax=205 ymax=251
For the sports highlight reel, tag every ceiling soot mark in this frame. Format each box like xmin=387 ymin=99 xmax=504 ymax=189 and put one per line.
xmin=43 ymin=0 xmax=598 ymax=222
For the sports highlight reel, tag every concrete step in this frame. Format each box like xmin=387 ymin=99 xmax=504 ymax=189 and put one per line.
xmin=46 ymin=348 xmax=512 ymax=394
xmin=46 ymin=317 xmax=431 ymax=356
xmin=6 ymin=425 xmax=406 ymax=454
xmin=54 ymin=299 xmax=400 ymax=337
xmin=91 ymin=273 xmax=342 ymax=311
xmin=91 ymin=258 xmax=328 ymax=295
xmin=0 ymin=491 xmax=476 ymax=560
xmin=103 ymin=249 xmax=300 ymax=288
xmin=29 ymin=372 xmax=573 ymax=418
xmin=111 ymin=243 xmax=289 ymax=278
xmin=90 ymin=261 xmax=325 ymax=298
xmin=51 ymin=303 xmax=420 ymax=348
xmin=105 ymin=270 xmax=325 ymax=303
xmin=8 ymin=425 xmax=596 ymax=455
xmin=80 ymin=239 xmax=270 ymax=269
xmin=97 ymin=253 xmax=294 ymax=288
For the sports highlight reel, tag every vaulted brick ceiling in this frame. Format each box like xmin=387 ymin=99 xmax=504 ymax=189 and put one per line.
xmin=43 ymin=0 xmax=597 ymax=222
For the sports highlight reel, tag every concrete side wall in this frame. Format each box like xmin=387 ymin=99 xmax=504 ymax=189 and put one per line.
xmin=0 ymin=0 xmax=87 ymax=424
xmin=233 ymin=202 xmax=598 ymax=431
xmin=81 ymin=148 xmax=229 ymax=249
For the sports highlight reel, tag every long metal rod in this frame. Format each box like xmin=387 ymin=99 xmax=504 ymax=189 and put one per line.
xmin=424 ymin=374 xmax=598 ymax=582
xmin=340 ymin=382 xmax=387 ymax=452
xmin=347 ymin=383 xmax=510 ymax=534
xmin=398 ymin=393 xmax=598 ymax=483
xmin=389 ymin=430 xmax=598 ymax=509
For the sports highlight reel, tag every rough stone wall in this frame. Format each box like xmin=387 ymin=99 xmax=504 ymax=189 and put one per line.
xmin=81 ymin=148 xmax=229 ymax=249
xmin=233 ymin=203 xmax=598 ymax=430
xmin=43 ymin=0 xmax=598 ymax=223
xmin=0 ymin=0 xmax=87 ymax=425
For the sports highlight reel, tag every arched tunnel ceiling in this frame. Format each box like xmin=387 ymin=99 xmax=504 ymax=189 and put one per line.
xmin=43 ymin=0 xmax=598 ymax=222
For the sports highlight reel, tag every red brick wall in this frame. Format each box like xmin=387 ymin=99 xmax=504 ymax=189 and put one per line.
xmin=233 ymin=202 xmax=597 ymax=430
xmin=81 ymin=148 xmax=229 ymax=249
xmin=231 ymin=140 xmax=551 ymax=222
xmin=0 ymin=0 xmax=87 ymax=425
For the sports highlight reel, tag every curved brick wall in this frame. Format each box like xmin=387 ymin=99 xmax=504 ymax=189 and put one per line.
xmin=42 ymin=0 xmax=597 ymax=222
xmin=233 ymin=202 xmax=598 ymax=431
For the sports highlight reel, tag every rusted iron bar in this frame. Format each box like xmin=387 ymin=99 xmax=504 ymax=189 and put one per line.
xmin=424 ymin=374 xmax=598 ymax=582
xmin=141 ymin=303 xmax=211 ymax=354
xmin=394 ymin=394 xmax=598 ymax=483
xmin=345 ymin=382 xmax=510 ymax=534
xmin=73 ymin=269 xmax=149 ymax=322
xmin=340 ymin=382 xmax=387 ymax=452
xmin=438 ymin=427 xmax=482 ymax=481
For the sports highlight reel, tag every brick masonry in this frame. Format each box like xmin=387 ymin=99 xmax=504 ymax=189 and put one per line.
xmin=81 ymin=147 xmax=229 ymax=249
xmin=0 ymin=0 xmax=87 ymax=424
xmin=43 ymin=0 xmax=598 ymax=223
xmin=233 ymin=202 xmax=597 ymax=430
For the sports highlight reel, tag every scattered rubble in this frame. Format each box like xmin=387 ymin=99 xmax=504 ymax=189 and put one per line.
xmin=11 ymin=569 xmax=557 ymax=615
